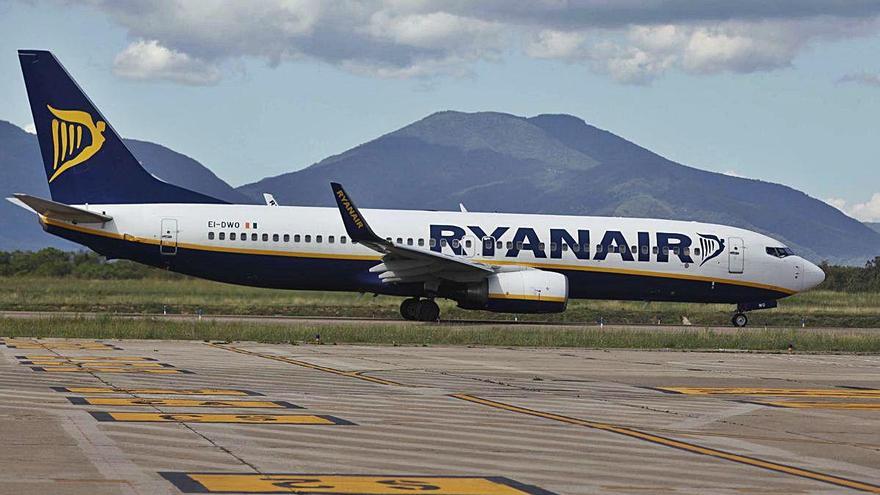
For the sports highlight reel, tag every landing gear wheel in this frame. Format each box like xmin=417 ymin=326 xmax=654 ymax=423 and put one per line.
xmin=732 ymin=313 xmax=748 ymax=328
xmin=400 ymin=298 xmax=420 ymax=321
xmin=416 ymin=299 xmax=440 ymax=322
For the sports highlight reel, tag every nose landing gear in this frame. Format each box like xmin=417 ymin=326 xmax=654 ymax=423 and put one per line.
xmin=731 ymin=300 xmax=778 ymax=327
xmin=400 ymin=298 xmax=440 ymax=322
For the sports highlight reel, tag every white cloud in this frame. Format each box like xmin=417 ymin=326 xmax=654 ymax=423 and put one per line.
xmin=23 ymin=123 xmax=36 ymax=134
xmin=526 ymin=30 xmax=587 ymax=59
xmin=72 ymin=1 xmax=880 ymax=84
xmin=827 ymin=194 xmax=880 ymax=222
xmin=113 ymin=40 xmax=221 ymax=85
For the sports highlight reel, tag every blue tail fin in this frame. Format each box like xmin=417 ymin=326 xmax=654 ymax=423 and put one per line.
xmin=18 ymin=50 xmax=227 ymax=205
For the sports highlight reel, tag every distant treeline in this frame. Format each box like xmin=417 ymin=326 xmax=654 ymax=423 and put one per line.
xmin=0 ymin=249 xmax=183 ymax=279
xmin=2 ymin=249 xmax=879 ymax=292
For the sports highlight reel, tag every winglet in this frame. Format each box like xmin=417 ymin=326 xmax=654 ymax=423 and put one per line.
xmin=330 ymin=182 xmax=384 ymax=245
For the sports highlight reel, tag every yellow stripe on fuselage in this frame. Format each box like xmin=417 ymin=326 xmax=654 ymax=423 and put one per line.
xmin=40 ymin=216 xmax=795 ymax=295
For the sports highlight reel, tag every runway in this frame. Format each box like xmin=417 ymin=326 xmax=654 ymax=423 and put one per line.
xmin=3 ymin=310 xmax=878 ymax=334
xmin=0 ymin=337 xmax=878 ymax=494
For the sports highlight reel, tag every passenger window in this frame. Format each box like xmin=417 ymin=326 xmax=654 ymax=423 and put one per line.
xmin=396 ymin=237 xmax=403 ymax=244
xmin=329 ymin=236 xmax=335 ymax=243
xmin=538 ymin=242 xmax=545 ymax=251
xmin=219 ymin=232 xmax=225 ymax=240
xmin=496 ymin=241 xmax=502 ymax=249
xmin=240 ymin=232 xmax=246 ymax=240
xmin=273 ymin=234 xmax=279 ymax=242
xmin=430 ymin=239 xmax=436 ymax=247
xmin=465 ymin=239 xmax=472 ymax=248
xmin=683 ymin=247 xmax=690 ymax=256
xmin=631 ymin=246 xmax=637 ymax=254
xmin=283 ymin=234 xmax=290 ymax=242
xmin=452 ymin=239 xmax=460 ymax=248
xmin=672 ymin=247 xmax=679 ymax=255
xmin=230 ymin=233 xmax=236 ymax=241
xmin=208 ymin=232 xmax=215 ymax=240
xmin=305 ymin=235 xmax=311 ymax=243
xmin=418 ymin=239 xmax=424 ymax=247
xmin=262 ymin=233 xmax=268 ymax=242
xmin=407 ymin=238 xmax=413 ymax=246
xmin=316 ymin=235 xmax=322 ymax=243
xmin=694 ymin=248 xmax=701 ymax=256
xmin=440 ymin=239 xmax=448 ymax=247
xmin=561 ymin=244 xmax=568 ymax=252
xmin=341 ymin=236 xmax=347 ymax=244
xmin=516 ymin=242 xmax=523 ymax=250
xmin=386 ymin=237 xmax=392 ymax=242
xmin=294 ymin=234 xmax=301 ymax=242
xmin=572 ymin=244 xmax=579 ymax=252
xmin=507 ymin=241 xmax=513 ymax=249
xmin=251 ymin=233 xmax=257 ymax=241
xmin=652 ymin=246 xmax=659 ymax=254
xmin=642 ymin=245 xmax=649 ymax=254
xmin=596 ymin=245 xmax=603 ymax=253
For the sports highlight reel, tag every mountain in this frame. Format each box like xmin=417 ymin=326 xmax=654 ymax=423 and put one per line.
xmin=0 ymin=120 xmax=252 ymax=251
xmin=239 ymin=111 xmax=880 ymax=265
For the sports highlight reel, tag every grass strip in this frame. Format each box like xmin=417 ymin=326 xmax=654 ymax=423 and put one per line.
xmin=3 ymin=316 xmax=880 ymax=352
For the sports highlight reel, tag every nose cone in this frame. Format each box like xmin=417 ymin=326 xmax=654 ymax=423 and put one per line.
xmin=803 ymin=262 xmax=826 ymax=290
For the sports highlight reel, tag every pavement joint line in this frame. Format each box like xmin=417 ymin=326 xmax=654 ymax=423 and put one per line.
xmin=206 ymin=342 xmax=407 ymax=387
xmin=450 ymin=394 xmax=880 ymax=494
xmin=207 ymin=342 xmax=880 ymax=493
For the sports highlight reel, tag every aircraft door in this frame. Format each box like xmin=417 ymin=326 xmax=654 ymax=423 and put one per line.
xmin=482 ymin=236 xmax=495 ymax=258
xmin=160 ymin=218 xmax=178 ymax=255
xmin=728 ymin=237 xmax=744 ymax=273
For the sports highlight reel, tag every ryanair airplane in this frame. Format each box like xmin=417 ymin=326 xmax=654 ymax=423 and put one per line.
xmin=10 ymin=50 xmax=825 ymax=327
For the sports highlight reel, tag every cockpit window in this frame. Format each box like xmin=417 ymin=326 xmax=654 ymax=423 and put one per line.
xmin=766 ymin=246 xmax=795 ymax=258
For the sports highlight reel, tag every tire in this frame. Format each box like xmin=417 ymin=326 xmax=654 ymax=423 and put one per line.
xmin=731 ymin=313 xmax=748 ymax=328
xmin=400 ymin=298 xmax=419 ymax=320
xmin=417 ymin=299 xmax=440 ymax=322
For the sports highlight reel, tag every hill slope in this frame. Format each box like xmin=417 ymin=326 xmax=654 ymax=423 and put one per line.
xmin=0 ymin=120 xmax=251 ymax=250
xmin=239 ymin=111 xmax=880 ymax=264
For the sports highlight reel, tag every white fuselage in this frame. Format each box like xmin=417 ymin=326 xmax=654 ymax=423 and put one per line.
xmin=42 ymin=203 xmax=825 ymax=303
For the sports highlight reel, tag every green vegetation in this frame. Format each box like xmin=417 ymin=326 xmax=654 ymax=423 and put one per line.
xmin=3 ymin=316 xmax=879 ymax=352
xmin=1 ymin=249 xmax=879 ymax=328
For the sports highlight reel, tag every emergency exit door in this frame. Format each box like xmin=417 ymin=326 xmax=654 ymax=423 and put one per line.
xmin=160 ymin=219 xmax=178 ymax=255
xmin=728 ymin=237 xmax=744 ymax=273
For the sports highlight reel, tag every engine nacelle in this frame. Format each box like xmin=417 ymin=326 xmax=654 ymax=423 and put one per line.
xmin=454 ymin=270 xmax=568 ymax=313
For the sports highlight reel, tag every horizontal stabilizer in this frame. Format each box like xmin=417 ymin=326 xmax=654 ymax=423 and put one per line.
xmin=9 ymin=193 xmax=112 ymax=223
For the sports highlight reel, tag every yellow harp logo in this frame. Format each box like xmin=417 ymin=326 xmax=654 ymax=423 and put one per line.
xmin=47 ymin=105 xmax=106 ymax=183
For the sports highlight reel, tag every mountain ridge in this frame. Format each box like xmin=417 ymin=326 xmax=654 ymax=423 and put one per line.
xmin=239 ymin=111 xmax=879 ymax=265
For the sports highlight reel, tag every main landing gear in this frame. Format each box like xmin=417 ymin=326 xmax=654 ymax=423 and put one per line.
xmin=731 ymin=313 xmax=748 ymax=328
xmin=400 ymin=298 xmax=440 ymax=322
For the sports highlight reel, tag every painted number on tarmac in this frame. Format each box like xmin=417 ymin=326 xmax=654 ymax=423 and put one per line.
xmin=51 ymin=387 xmax=261 ymax=396
xmin=19 ymin=355 xmax=157 ymax=362
xmin=657 ymin=387 xmax=880 ymax=398
xmin=68 ymin=397 xmax=299 ymax=408
xmin=159 ymin=473 xmax=557 ymax=494
xmin=31 ymin=367 xmax=187 ymax=374
xmin=89 ymin=412 xmax=353 ymax=424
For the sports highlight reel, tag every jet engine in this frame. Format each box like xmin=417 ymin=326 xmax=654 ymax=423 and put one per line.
xmin=453 ymin=270 xmax=568 ymax=313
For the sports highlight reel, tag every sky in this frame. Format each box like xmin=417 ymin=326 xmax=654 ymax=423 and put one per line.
xmin=1 ymin=1 xmax=879 ymax=221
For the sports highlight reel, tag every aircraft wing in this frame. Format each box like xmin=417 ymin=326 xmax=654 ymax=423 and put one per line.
xmin=8 ymin=193 xmax=112 ymax=223
xmin=330 ymin=182 xmax=495 ymax=284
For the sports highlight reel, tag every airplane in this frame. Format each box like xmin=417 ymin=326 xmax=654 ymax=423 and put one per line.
xmin=9 ymin=50 xmax=825 ymax=327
